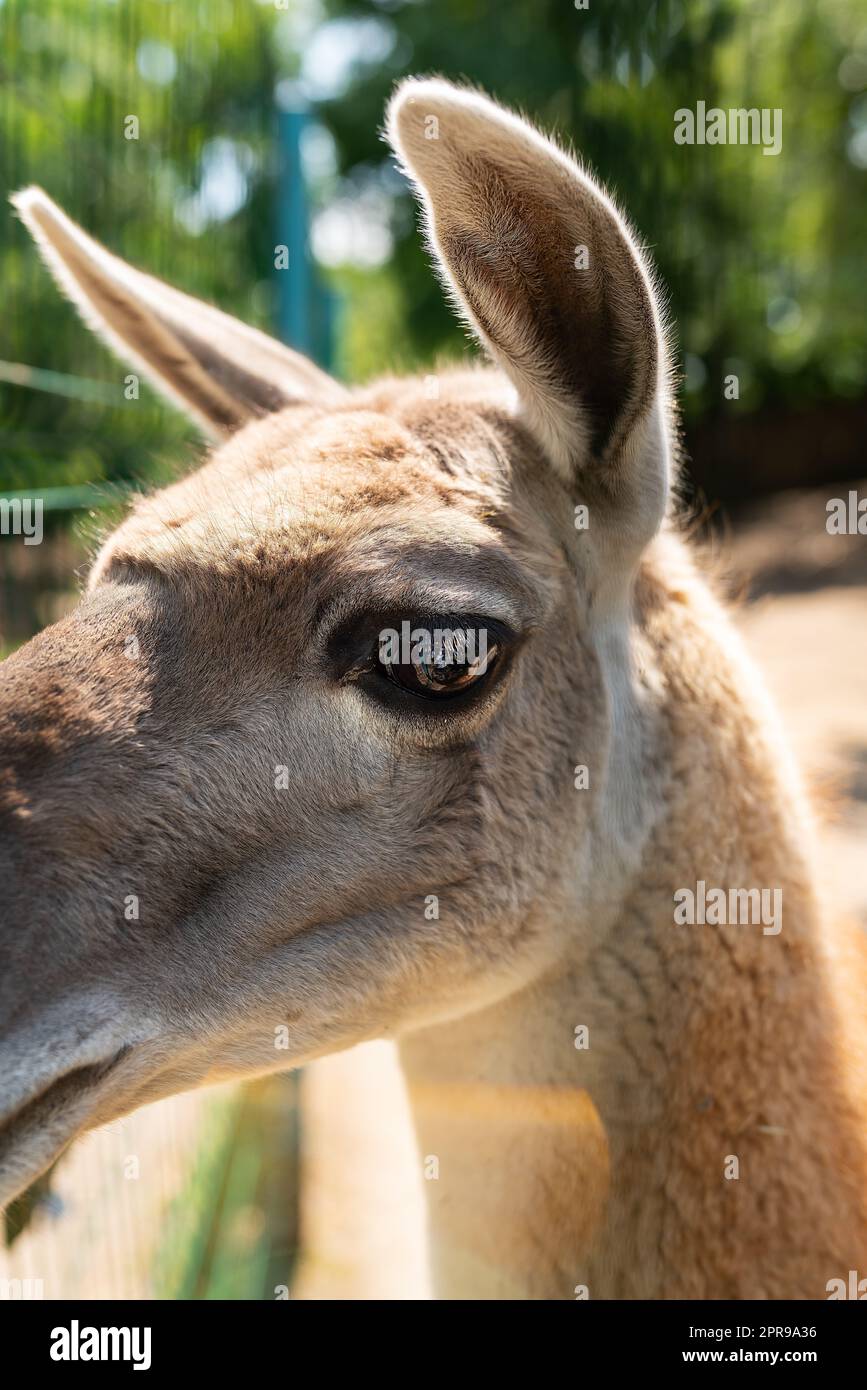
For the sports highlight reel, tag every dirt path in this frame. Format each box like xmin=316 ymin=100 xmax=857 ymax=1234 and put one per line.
xmin=725 ymin=485 xmax=867 ymax=927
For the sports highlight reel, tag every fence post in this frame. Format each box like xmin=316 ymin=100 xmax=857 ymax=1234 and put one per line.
xmin=275 ymin=105 xmax=334 ymax=370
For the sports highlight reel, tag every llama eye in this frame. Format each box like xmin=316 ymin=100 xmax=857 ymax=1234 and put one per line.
xmin=375 ymin=624 xmax=500 ymax=701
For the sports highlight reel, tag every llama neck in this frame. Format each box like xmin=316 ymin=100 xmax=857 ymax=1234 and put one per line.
xmin=400 ymin=863 xmax=867 ymax=1300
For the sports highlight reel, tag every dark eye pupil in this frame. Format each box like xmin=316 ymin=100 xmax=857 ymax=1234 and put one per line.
xmin=379 ymin=628 xmax=498 ymax=700
xmin=416 ymin=653 xmax=477 ymax=688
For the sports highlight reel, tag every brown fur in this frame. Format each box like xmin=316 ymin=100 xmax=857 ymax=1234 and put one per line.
xmin=1 ymin=79 xmax=865 ymax=1299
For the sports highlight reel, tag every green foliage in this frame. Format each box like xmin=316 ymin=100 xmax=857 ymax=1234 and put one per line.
xmin=0 ymin=0 xmax=282 ymax=492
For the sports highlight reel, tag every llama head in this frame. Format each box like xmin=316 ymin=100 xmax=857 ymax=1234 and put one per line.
xmin=0 ymin=79 xmax=671 ymax=1205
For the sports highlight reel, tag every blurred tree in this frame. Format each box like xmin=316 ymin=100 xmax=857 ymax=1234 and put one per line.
xmin=0 ymin=0 xmax=282 ymax=493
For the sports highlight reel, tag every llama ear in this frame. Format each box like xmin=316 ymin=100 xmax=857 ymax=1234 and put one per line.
xmin=11 ymin=187 xmax=347 ymax=438
xmin=387 ymin=80 xmax=666 ymax=488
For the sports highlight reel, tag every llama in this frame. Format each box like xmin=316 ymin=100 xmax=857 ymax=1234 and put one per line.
xmin=1 ymin=78 xmax=865 ymax=1300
